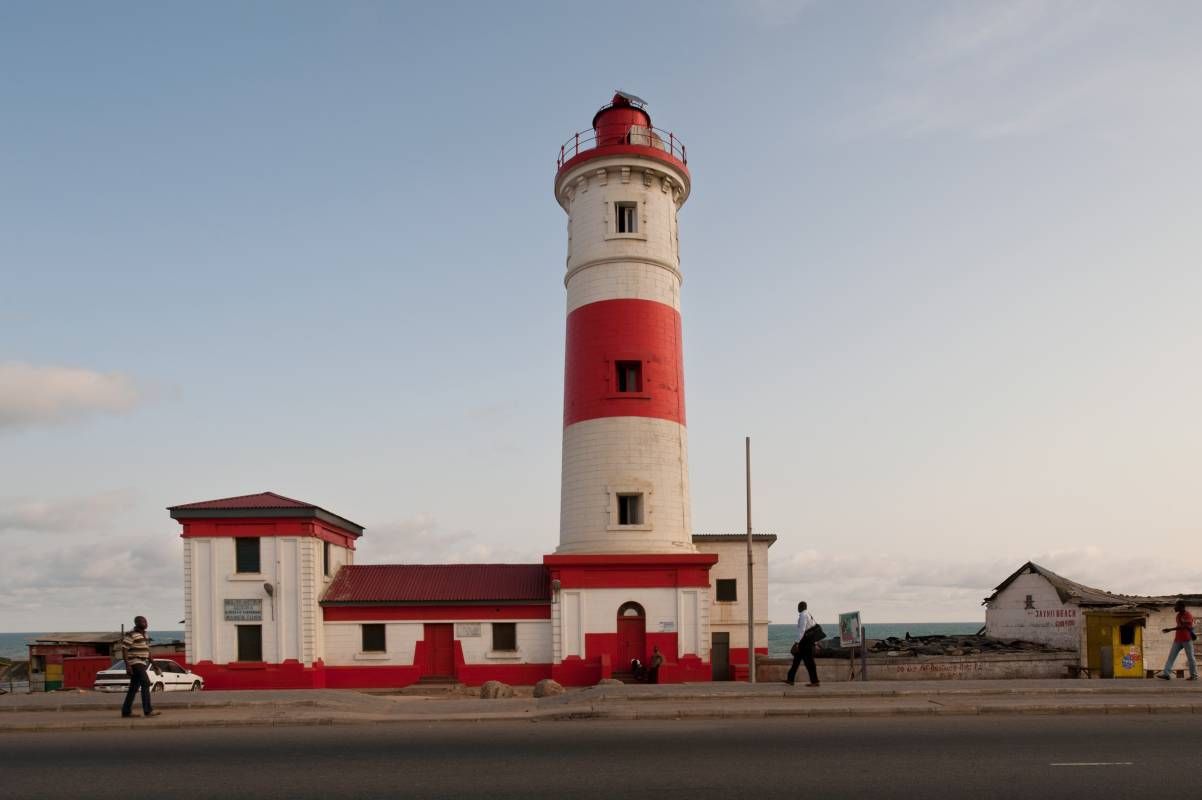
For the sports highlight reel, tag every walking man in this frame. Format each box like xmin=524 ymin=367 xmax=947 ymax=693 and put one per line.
xmin=1156 ymin=600 xmax=1198 ymax=681
xmin=121 ymin=616 xmax=162 ymax=717
xmin=786 ymin=601 xmax=820 ymax=687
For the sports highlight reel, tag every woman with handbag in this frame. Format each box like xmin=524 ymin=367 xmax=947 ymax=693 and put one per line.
xmin=1155 ymin=600 xmax=1198 ymax=681
xmin=785 ymin=601 xmax=823 ymax=687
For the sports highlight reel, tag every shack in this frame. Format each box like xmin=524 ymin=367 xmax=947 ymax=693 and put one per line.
xmin=27 ymin=633 xmax=186 ymax=692
xmin=983 ymin=562 xmax=1201 ymax=678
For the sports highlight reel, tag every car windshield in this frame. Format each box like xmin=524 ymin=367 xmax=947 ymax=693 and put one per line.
xmin=107 ymin=660 xmax=126 ymax=671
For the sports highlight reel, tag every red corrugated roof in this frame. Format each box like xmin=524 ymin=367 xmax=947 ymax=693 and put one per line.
xmin=321 ymin=564 xmax=550 ymax=604
xmin=169 ymin=492 xmax=315 ymax=511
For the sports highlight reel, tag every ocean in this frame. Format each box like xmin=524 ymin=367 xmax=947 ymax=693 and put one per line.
xmin=766 ymin=622 xmax=982 ymax=658
xmin=0 ymin=631 xmax=185 ymax=662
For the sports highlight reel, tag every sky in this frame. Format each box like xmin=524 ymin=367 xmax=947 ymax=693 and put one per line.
xmin=2 ymin=1 xmax=1200 ymax=631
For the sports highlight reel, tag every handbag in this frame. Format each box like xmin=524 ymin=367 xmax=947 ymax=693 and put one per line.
xmin=790 ymin=641 xmax=800 ymax=657
xmin=804 ymin=624 xmax=827 ymax=644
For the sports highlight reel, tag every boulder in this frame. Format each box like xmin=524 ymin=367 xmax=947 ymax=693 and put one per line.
xmin=533 ymin=679 xmax=565 ymax=698
xmin=479 ymin=680 xmax=514 ymax=699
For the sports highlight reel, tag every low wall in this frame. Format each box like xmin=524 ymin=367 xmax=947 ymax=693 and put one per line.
xmin=757 ymin=652 xmax=1078 ymax=683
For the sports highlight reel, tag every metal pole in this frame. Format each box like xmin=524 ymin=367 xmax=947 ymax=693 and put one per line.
xmin=746 ymin=436 xmax=755 ymax=683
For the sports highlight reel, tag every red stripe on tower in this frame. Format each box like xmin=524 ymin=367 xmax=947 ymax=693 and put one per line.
xmin=563 ymin=298 xmax=685 ymax=427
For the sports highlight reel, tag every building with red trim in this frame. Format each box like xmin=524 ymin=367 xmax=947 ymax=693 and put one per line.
xmin=170 ymin=93 xmax=773 ymax=689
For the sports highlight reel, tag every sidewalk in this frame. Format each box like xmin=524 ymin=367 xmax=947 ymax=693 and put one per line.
xmin=2 ymin=680 xmax=1199 ymax=732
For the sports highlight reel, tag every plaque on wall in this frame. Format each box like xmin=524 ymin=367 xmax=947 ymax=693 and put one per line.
xmin=224 ymin=598 xmax=263 ymax=622
xmin=455 ymin=623 xmax=482 ymax=638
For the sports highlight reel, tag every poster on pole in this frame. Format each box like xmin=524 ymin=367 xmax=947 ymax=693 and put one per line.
xmin=838 ymin=611 xmax=863 ymax=648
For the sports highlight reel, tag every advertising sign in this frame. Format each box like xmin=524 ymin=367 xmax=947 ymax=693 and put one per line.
xmin=838 ymin=611 xmax=863 ymax=648
xmin=455 ymin=623 xmax=482 ymax=638
xmin=223 ymin=598 xmax=263 ymax=622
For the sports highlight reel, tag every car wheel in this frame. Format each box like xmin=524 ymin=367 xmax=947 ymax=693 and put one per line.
xmin=191 ymin=681 xmax=202 ymax=692
xmin=152 ymin=683 xmax=164 ymax=693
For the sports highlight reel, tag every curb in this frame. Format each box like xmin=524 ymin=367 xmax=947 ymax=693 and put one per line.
xmin=3 ymin=701 xmax=1201 ymax=732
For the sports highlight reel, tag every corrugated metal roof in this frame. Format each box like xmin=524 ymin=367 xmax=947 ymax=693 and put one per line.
xmin=169 ymin=492 xmax=315 ymax=510
xmin=693 ymin=533 xmax=778 ymax=544
xmin=984 ymin=561 xmax=1201 ymax=607
xmin=321 ymin=564 xmax=551 ymax=605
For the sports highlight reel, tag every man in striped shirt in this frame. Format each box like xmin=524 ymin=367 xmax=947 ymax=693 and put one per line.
xmin=120 ymin=616 xmax=161 ymax=718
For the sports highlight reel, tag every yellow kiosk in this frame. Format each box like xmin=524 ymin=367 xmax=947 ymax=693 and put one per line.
xmin=1085 ymin=611 xmax=1145 ymax=678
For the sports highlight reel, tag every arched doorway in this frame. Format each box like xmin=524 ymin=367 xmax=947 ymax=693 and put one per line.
xmin=616 ymin=601 xmax=646 ymax=669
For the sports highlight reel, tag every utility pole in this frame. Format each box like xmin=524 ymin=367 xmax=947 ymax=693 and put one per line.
xmin=746 ymin=436 xmax=755 ymax=684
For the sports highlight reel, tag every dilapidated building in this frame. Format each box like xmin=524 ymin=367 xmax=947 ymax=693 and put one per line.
xmin=984 ymin=562 xmax=1200 ymax=677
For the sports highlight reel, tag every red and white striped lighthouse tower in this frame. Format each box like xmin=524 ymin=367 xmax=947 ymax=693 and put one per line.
xmin=554 ymin=92 xmax=695 ymax=555
xmin=546 ymin=92 xmax=715 ymax=684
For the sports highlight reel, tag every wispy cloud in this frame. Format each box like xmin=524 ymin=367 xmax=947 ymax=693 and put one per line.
xmin=357 ymin=514 xmax=542 ymax=565
xmin=0 ymin=534 xmax=181 ymax=626
xmin=0 ymin=362 xmax=141 ymax=431
xmin=0 ymin=489 xmax=137 ymax=534
xmin=841 ymin=1 xmax=1201 ymax=141
xmin=769 ymin=545 xmax=1202 ymax=621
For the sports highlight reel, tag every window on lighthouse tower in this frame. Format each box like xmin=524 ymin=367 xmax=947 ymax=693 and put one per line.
xmin=616 ymin=361 xmax=642 ymax=392
xmin=616 ymin=201 xmax=637 ymax=233
xmin=617 ymin=493 xmax=644 ymax=526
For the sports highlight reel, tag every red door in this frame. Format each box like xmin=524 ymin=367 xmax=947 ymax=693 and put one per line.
xmin=424 ymin=623 xmax=455 ymax=677
xmin=617 ymin=613 xmax=646 ymax=668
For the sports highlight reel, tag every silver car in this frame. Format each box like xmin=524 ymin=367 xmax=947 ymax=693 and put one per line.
xmin=93 ymin=659 xmax=204 ymax=692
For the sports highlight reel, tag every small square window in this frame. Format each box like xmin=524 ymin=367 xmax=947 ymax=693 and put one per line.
xmin=617 ymin=494 xmax=643 ymax=526
xmin=362 ymin=624 xmax=386 ymax=653
xmin=616 ymin=361 xmax=642 ymax=393
xmin=235 ymin=538 xmax=261 ymax=574
xmin=236 ymin=625 xmax=262 ymax=662
xmin=616 ymin=202 xmax=637 ymax=234
xmin=716 ymin=579 xmax=737 ymax=602
xmin=493 ymin=622 xmax=517 ymax=652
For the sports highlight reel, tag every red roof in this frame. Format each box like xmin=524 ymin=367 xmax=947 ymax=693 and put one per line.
xmin=167 ymin=492 xmax=364 ymax=537
xmin=169 ymin=492 xmax=315 ymax=510
xmin=322 ymin=564 xmax=550 ymax=604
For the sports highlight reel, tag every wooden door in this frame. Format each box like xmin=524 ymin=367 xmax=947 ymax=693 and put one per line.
xmin=617 ymin=614 xmax=646 ymax=668
xmin=424 ymin=623 xmax=455 ymax=677
xmin=711 ymin=632 xmax=731 ymax=681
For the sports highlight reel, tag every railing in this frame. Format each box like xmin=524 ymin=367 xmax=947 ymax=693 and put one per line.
xmin=557 ymin=125 xmax=687 ymax=170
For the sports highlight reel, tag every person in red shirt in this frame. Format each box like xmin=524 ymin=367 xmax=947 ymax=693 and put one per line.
xmin=1155 ymin=600 xmax=1197 ymax=681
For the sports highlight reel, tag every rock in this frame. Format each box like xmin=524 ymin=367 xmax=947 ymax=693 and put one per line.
xmin=479 ymin=680 xmax=514 ymax=699
xmin=597 ymin=678 xmax=625 ymax=686
xmin=533 ymin=679 xmax=565 ymax=698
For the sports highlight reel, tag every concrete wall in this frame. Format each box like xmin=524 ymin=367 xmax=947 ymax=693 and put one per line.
xmin=985 ymin=572 xmax=1083 ymax=650
xmin=1142 ymin=606 xmax=1202 ymax=674
xmin=186 ymin=532 xmax=352 ymax=667
xmin=554 ymin=587 xmax=707 ymax=661
xmin=694 ymin=539 xmax=771 ymax=653
xmin=757 ymin=652 xmax=1078 ymax=683
xmin=558 ymin=417 xmax=693 ymax=554
xmin=321 ymin=620 xmax=552 ymax=667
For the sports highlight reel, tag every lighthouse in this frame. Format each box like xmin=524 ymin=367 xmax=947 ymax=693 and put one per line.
xmin=545 ymin=92 xmax=716 ymax=683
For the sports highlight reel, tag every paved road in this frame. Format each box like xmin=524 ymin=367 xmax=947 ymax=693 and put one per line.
xmin=3 ymin=716 xmax=1197 ymax=798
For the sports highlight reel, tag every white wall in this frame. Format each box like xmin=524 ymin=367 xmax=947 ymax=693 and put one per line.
xmin=555 ymin=587 xmax=709 ymax=662
xmin=1142 ymin=606 xmax=1201 ymax=674
xmin=186 ymin=535 xmax=328 ymax=666
xmin=695 ymin=540 xmax=772 ymax=651
xmin=321 ymin=619 xmax=553 ymax=666
xmin=984 ymin=572 xmax=1082 ymax=650
xmin=558 ymin=417 xmax=694 ymax=554
xmin=323 ymin=621 xmax=423 ymax=665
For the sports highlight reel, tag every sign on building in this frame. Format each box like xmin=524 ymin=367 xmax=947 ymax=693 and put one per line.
xmin=839 ymin=611 xmax=863 ymax=648
xmin=224 ymin=598 xmax=263 ymax=622
xmin=455 ymin=623 xmax=481 ymax=638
